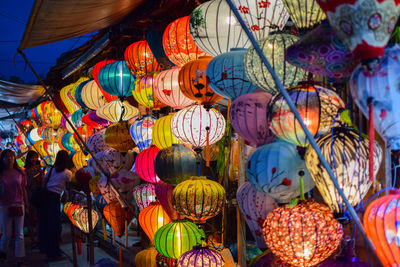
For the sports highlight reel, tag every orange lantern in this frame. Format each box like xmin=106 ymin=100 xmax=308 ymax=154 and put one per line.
xmin=72 ymin=150 xmax=92 ymax=170
xmin=178 ymin=56 xmax=222 ymax=109
xmin=73 ymin=125 xmax=97 ymax=144
xmin=138 ymin=201 xmax=171 ymax=244
xmin=163 ymin=16 xmax=209 ymax=67
xmin=103 ymin=201 xmax=134 ymax=237
xmin=124 ymin=40 xmax=161 ymax=77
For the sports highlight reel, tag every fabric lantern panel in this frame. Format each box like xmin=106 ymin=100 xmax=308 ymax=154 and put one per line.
xmin=154 ymin=67 xmax=196 ymax=109
xmin=155 ymin=181 xmax=183 ymax=221
xmin=89 ymin=175 xmax=101 ymax=198
xmin=104 ymin=121 xmax=135 ymax=152
xmin=133 ymin=74 xmax=166 ymax=109
xmin=132 ymin=183 xmax=157 ymax=211
xmin=81 ymin=80 xmax=108 ymax=110
xmin=124 ymin=40 xmax=161 ymax=77
xmin=42 ymin=127 xmax=67 ymax=144
xmin=280 ymin=0 xmax=325 ymax=30
xmin=74 ymin=79 xmax=91 ymax=109
xmin=60 ymin=77 xmax=89 ymax=115
xmin=305 ymin=127 xmax=382 ymax=213
xmin=71 ymin=109 xmax=84 ymax=131
xmin=244 ymin=33 xmax=307 ymax=95
xmin=139 ymin=201 xmax=172 ymax=244
xmin=152 ymin=113 xmax=182 ymax=150
xmin=178 ymin=246 xmax=224 ymax=267
xmin=61 ymin=133 xmax=80 ymax=153
xmin=103 ymin=201 xmax=134 ymax=237
xmin=135 ymin=247 xmax=158 ymax=267
xmin=96 ymin=100 xmax=139 ymax=123
xmin=135 ymin=145 xmax=160 ymax=183
xmin=92 ymin=60 xmax=118 ymax=102
xmin=246 ymin=140 xmax=315 ymax=203
xmin=29 ymin=127 xmax=42 ymax=142
xmin=86 ymin=129 xmax=110 ymax=155
xmin=130 ymin=115 xmax=156 ymax=152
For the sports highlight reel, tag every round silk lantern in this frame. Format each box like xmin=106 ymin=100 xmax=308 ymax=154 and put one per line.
xmin=130 ymin=115 xmax=156 ymax=152
xmin=156 ymin=253 xmax=178 ymax=267
xmin=178 ymin=246 xmax=224 ymax=267
xmin=71 ymin=109 xmax=84 ymax=130
xmin=81 ymin=80 xmax=108 ymax=110
xmin=60 ymin=81 xmax=81 ymax=115
xmin=96 ymin=100 xmax=139 ymax=123
xmin=316 ymin=0 xmax=400 ymax=60
xmin=61 ymin=133 xmax=80 ymax=152
xmin=350 ymin=45 xmax=400 ymax=150
xmin=92 ymin=60 xmax=118 ymax=102
xmin=86 ymin=129 xmax=110 ymax=155
xmin=246 ymin=140 xmax=315 ymax=203
xmin=41 ymin=127 xmax=66 ymax=144
xmin=139 ymin=201 xmax=172 ymax=244
xmin=152 ymin=113 xmax=182 ymax=150
xmin=104 ymin=121 xmax=135 ymax=152
xmin=280 ymin=0 xmax=325 ymax=30
xmin=178 ymin=56 xmax=223 ymax=108
xmin=286 ymin=22 xmax=357 ymax=81
xmin=263 ymin=200 xmax=343 ymax=266
xmin=244 ymin=33 xmax=306 ymax=95
xmin=173 ymin=176 xmax=226 ymax=223
xmin=124 ymin=40 xmax=161 ymax=77
xmin=154 ymin=220 xmax=206 ymax=259
xmin=305 ymin=127 xmax=382 ymax=213
xmin=237 ymin=182 xmax=277 ymax=249
xmin=206 ymin=48 xmax=257 ymax=100
xmin=132 ymin=184 xmax=156 ymax=211
xmin=135 ymin=247 xmax=158 ymax=267
xmin=72 ymin=150 xmax=92 ymax=170
xmin=230 ymin=91 xmax=275 ymax=146
xmin=103 ymin=201 xmax=134 ymax=237
xmin=268 ymin=83 xmax=345 ymax=147
xmin=155 ymin=181 xmax=183 ymax=221
xmin=74 ymin=79 xmax=91 ymax=109
xmin=189 ymin=0 xmax=250 ymax=57
xmin=133 ymin=74 xmax=166 ymax=109
xmin=154 ymin=144 xmax=198 ymax=185
xmin=163 ymin=16 xmax=209 ymax=66
xmin=171 ymin=105 xmax=226 ymax=151
xmin=135 ymin=145 xmax=160 ymax=183
xmin=98 ymin=60 xmax=136 ymax=99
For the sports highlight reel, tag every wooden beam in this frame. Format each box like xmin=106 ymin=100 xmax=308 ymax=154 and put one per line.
xmin=237 ymin=136 xmax=246 ymax=267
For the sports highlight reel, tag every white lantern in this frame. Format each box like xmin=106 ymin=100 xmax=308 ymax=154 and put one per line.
xmin=81 ymin=80 xmax=108 ymax=110
xmin=29 ymin=127 xmax=42 ymax=142
xmin=96 ymin=100 xmax=139 ymax=123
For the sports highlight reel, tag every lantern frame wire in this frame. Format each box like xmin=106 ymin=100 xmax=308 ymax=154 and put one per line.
xmin=223 ymin=0 xmax=382 ymax=264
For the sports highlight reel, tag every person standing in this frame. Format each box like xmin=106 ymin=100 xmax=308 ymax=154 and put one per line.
xmin=0 ymin=149 xmax=28 ymax=266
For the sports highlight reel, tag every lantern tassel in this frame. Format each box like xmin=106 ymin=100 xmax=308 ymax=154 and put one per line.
xmin=206 ymin=126 xmax=210 ymax=167
xmin=368 ymin=101 xmax=375 ymax=184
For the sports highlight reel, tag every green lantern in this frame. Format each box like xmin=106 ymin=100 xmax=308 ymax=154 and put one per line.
xmin=154 ymin=220 xmax=205 ymax=259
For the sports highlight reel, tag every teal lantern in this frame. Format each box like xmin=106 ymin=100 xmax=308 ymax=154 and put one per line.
xmin=75 ymin=79 xmax=91 ymax=109
xmin=61 ymin=133 xmax=76 ymax=152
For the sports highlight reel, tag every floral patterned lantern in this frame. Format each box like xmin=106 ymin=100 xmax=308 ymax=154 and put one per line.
xmin=81 ymin=80 xmax=108 ymax=110
xmin=178 ymin=246 xmax=224 ymax=267
xmin=124 ymin=40 xmax=161 ymax=77
xmin=41 ymin=127 xmax=66 ymax=144
xmin=132 ymin=184 xmax=157 ymax=211
xmin=133 ymin=74 xmax=166 ymax=109
xmin=280 ymin=0 xmax=325 ymax=30
xmin=246 ymin=140 xmax=315 ymax=203
xmin=172 ymin=176 xmax=225 ymax=223
xmin=87 ymin=148 xmax=135 ymax=177
xmin=305 ymin=127 xmax=382 ymax=213
xmin=155 ymin=181 xmax=183 ymax=220
xmin=152 ymin=113 xmax=182 ymax=150
xmin=237 ymin=182 xmax=277 ymax=249
xmin=263 ymin=200 xmax=343 ymax=266
xmin=86 ymin=129 xmax=110 ymax=155
xmin=139 ymin=201 xmax=172 ymax=244
xmin=130 ymin=115 xmax=156 ymax=152
xmin=244 ymin=33 xmax=306 ymax=95
xmin=316 ymin=0 xmax=400 ymax=60
xmin=96 ymin=100 xmax=139 ymax=123
xmin=92 ymin=60 xmax=118 ymax=102
xmin=268 ymin=83 xmax=345 ymax=147
xmin=154 ymin=67 xmax=196 ymax=109
xmin=103 ymin=201 xmax=134 ymax=236
xmin=104 ymin=121 xmax=135 ymax=152
xmin=135 ymin=145 xmax=161 ymax=183
xmin=44 ymin=102 xmax=63 ymax=129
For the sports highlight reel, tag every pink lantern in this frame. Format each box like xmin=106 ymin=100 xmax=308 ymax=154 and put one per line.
xmin=135 ymin=145 xmax=160 ymax=183
xmin=132 ymin=184 xmax=157 ymax=211
xmin=154 ymin=181 xmax=183 ymax=221
xmin=154 ymin=67 xmax=196 ymax=109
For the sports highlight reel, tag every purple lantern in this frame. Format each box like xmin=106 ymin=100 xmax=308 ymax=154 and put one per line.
xmin=178 ymin=246 xmax=224 ymax=267
xmin=88 ymin=111 xmax=110 ymax=127
xmin=230 ymin=91 xmax=275 ymax=146
xmin=319 ymin=240 xmax=368 ymax=267
xmin=132 ymin=183 xmax=156 ymax=211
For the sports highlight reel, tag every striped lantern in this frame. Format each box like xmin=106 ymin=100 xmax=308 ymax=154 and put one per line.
xmin=152 ymin=113 xmax=182 ymax=150
xmin=154 ymin=67 xmax=196 ymax=110
xmin=74 ymin=208 xmax=99 ymax=233
xmin=178 ymin=246 xmax=224 ymax=267
xmin=139 ymin=201 xmax=172 ymax=244
xmin=189 ymin=0 xmax=250 ymax=57
xmin=171 ymin=104 xmax=226 ymax=152
xmin=135 ymin=247 xmax=158 ymax=267
xmin=268 ymin=84 xmax=345 ymax=147
xmin=154 ymin=220 xmax=206 ymax=259
xmin=124 ymin=40 xmax=161 ymax=77
xmin=178 ymin=56 xmax=223 ymax=108
xmin=130 ymin=115 xmax=156 ymax=152
xmin=74 ymin=79 xmax=91 ymax=109
xmin=281 ymin=0 xmax=325 ymax=30
xmin=98 ymin=60 xmax=136 ymax=99
xmin=132 ymin=184 xmax=157 ymax=211
xmin=163 ymin=16 xmax=209 ymax=66
xmin=155 ymin=181 xmax=183 ymax=221
xmin=92 ymin=59 xmax=118 ymax=102
xmin=305 ymin=127 xmax=382 ymax=213
xmin=81 ymin=80 xmax=108 ymax=110
xmin=172 ymin=176 xmax=226 ymax=223
xmin=72 ymin=150 xmax=92 ymax=170
xmin=96 ymin=100 xmax=139 ymax=123
xmin=132 ymin=74 xmax=166 ymax=109
xmin=206 ymin=48 xmax=257 ymax=100
xmin=104 ymin=121 xmax=135 ymax=152
xmin=135 ymin=145 xmax=160 ymax=183
xmin=244 ymin=33 xmax=307 ymax=95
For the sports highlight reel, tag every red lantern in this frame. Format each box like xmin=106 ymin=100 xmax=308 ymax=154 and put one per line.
xmin=135 ymin=145 xmax=160 ymax=183
xmin=103 ymin=201 xmax=134 ymax=237
xmin=139 ymin=201 xmax=171 ymax=244
xmin=124 ymin=40 xmax=161 ymax=77
xmin=92 ymin=60 xmax=118 ymax=102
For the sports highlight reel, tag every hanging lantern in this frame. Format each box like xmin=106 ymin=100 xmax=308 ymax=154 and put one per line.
xmin=81 ymin=80 xmax=108 ymax=110
xmin=246 ymin=140 xmax=315 ymax=203
xmin=98 ymin=60 xmax=136 ymax=99
xmin=135 ymin=145 xmax=160 ymax=183
xmin=237 ymin=182 xmax=277 ymax=249
xmin=74 ymin=80 xmax=91 ymax=109
xmin=154 ymin=144 xmax=198 ymax=185
xmin=155 ymin=181 xmax=183 ymax=221
xmin=92 ymin=60 xmax=118 ymax=102
xmin=305 ymin=127 xmax=382 ymax=213
xmin=154 ymin=67 xmax=196 ymax=109
xmin=316 ymin=0 xmax=400 ymax=61
xmin=171 ymin=105 xmax=225 ymax=152
xmin=178 ymin=246 xmax=224 ymax=267
xmin=29 ymin=127 xmax=42 ymax=142
xmin=152 ymin=113 xmax=182 ymax=150
xmin=132 ymin=74 xmax=166 ymax=109
xmin=41 ymin=127 xmax=66 ymax=144
xmin=82 ymin=111 xmax=110 ymax=129
xmin=124 ymin=40 xmax=161 ymax=77
xmin=350 ymin=45 xmax=400 ymax=150
xmin=163 ymin=16 xmax=209 ymax=66
xmin=156 ymin=253 xmax=178 ymax=267
xmin=44 ymin=102 xmax=63 ymax=129
xmin=135 ymin=247 xmax=158 ymax=267
xmin=139 ymin=201 xmax=172 ymax=244
xmin=104 ymin=121 xmax=135 ymax=152
xmin=130 ymin=115 xmax=156 ymax=152
xmin=96 ymin=100 xmax=139 ymax=123
xmin=268 ymin=83 xmax=345 ymax=147
xmin=71 ymin=109 xmax=84 ymax=130
xmin=230 ymin=91 xmax=275 ymax=146
xmin=178 ymin=56 xmax=223 ymax=108
xmin=172 ymin=176 xmax=226 ymax=223
xmin=280 ymin=0 xmax=325 ymax=30
xmin=87 ymin=148 xmax=135 ymax=177
xmin=97 ymin=170 xmax=139 ymax=205
xmin=72 ymin=150 xmax=92 ymax=170
xmin=74 ymin=207 xmax=99 ymax=233
xmin=189 ymin=0 xmax=250 ymax=57
xmin=286 ymin=22 xmax=357 ymax=81
xmin=103 ymin=201 xmax=134 ymax=236
xmin=73 ymin=125 xmax=97 ymax=144
xmin=61 ymin=133 xmax=80 ymax=153
xmin=132 ymin=184 xmax=157 ymax=211
xmin=154 ymin=220 xmax=206 ymax=259
xmin=244 ymin=33 xmax=307 ymax=95
xmin=86 ymin=129 xmax=110 ymax=155
xmin=264 ymin=201 xmax=343 ymax=266
xmin=60 ymin=77 xmax=89 ymax=115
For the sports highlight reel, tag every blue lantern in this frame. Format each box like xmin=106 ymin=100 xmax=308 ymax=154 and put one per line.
xmin=98 ymin=60 xmax=136 ymax=99
xmin=61 ymin=133 xmax=75 ymax=152
xmin=206 ymin=48 xmax=256 ymax=101
xmin=130 ymin=115 xmax=157 ymax=152
xmin=75 ymin=79 xmax=91 ymax=109
xmin=71 ymin=109 xmax=84 ymax=129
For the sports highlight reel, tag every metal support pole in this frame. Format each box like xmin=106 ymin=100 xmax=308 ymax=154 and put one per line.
xmin=224 ymin=0 xmax=382 ymax=266
xmin=87 ymin=193 xmax=95 ymax=265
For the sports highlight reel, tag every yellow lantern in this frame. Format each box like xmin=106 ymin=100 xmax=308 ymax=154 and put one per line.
xmin=72 ymin=150 xmax=92 ymax=170
xmin=44 ymin=102 xmax=63 ymax=129
xmin=104 ymin=121 xmax=135 ymax=152
xmin=96 ymin=100 xmax=139 ymax=123
xmin=60 ymin=77 xmax=89 ymax=114
xmin=31 ymin=140 xmax=48 ymax=158
xmin=81 ymin=80 xmax=108 ymax=110
xmin=135 ymin=247 xmax=158 ymax=267
xmin=152 ymin=113 xmax=182 ymax=150
xmin=133 ymin=74 xmax=166 ymax=110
